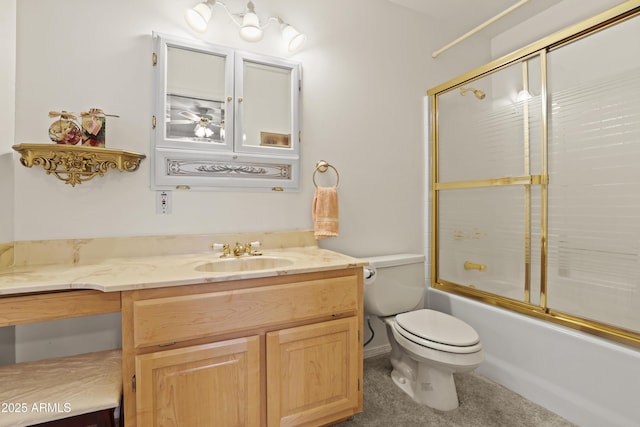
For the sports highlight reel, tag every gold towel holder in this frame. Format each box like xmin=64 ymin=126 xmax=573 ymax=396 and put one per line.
xmin=313 ymin=160 xmax=339 ymax=188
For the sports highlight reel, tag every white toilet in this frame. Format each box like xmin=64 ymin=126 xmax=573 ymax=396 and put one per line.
xmin=363 ymin=254 xmax=483 ymax=411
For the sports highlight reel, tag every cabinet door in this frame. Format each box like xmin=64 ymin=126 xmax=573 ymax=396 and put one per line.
xmin=136 ymin=336 xmax=261 ymax=427
xmin=154 ymin=32 xmax=234 ymax=152
xmin=234 ymin=51 xmax=300 ymax=156
xmin=266 ymin=317 xmax=360 ymax=427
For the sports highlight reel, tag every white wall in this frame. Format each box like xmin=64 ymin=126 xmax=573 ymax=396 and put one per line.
xmin=0 ymin=0 xmax=16 ymax=366
xmin=15 ymin=314 xmax=122 ymax=363
xmin=11 ymin=0 xmax=432 ymax=253
xmin=0 ymin=0 xmax=15 ymax=244
xmin=491 ymin=0 xmax=626 ymax=57
xmin=8 ymin=0 xmax=489 ymax=361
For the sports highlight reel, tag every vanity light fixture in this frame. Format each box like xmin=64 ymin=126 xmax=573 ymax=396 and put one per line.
xmin=184 ymin=0 xmax=307 ymax=52
xmin=184 ymin=1 xmax=214 ymax=33
xmin=280 ymin=20 xmax=305 ymax=52
xmin=239 ymin=1 xmax=263 ymax=41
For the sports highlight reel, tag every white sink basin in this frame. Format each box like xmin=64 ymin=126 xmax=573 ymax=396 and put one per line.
xmin=195 ymin=256 xmax=294 ymax=273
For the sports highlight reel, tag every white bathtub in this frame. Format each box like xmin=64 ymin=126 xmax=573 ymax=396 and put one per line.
xmin=427 ymin=287 xmax=640 ymax=427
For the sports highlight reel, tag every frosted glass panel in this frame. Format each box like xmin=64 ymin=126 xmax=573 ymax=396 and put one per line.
xmin=438 ymin=59 xmax=542 ymax=182
xmin=438 ymin=187 xmax=526 ymax=300
xmin=547 ymin=16 xmax=640 ymax=333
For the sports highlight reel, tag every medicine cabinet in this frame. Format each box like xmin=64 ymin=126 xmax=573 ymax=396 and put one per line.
xmin=152 ymin=32 xmax=301 ymax=191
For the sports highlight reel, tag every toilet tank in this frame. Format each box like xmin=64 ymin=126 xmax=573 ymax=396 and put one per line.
xmin=363 ymin=254 xmax=425 ymax=317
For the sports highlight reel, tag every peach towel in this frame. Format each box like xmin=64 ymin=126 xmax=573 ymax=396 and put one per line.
xmin=313 ymin=186 xmax=339 ymax=239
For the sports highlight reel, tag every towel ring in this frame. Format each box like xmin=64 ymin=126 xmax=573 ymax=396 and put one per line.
xmin=313 ymin=160 xmax=340 ymax=188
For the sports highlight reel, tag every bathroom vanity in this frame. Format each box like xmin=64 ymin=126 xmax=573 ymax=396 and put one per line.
xmin=0 ymin=230 xmax=365 ymax=427
xmin=124 ymin=268 xmax=362 ymax=426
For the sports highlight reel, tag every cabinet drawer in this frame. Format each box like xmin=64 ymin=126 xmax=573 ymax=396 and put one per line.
xmin=133 ymin=274 xmax=359 ymax=348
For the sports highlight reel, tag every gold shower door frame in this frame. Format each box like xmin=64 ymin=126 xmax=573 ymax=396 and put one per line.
xmin=427 ymin=1 xmax=640 ymax=348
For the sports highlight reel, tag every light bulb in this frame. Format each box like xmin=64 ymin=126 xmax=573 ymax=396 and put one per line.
xmin=281 ymin=24 xmax=306 ymax=52
xmin=240 ymin=12 xmax=263 ymax=42
xmin=185 ymin=2 xmax=213 ymax=33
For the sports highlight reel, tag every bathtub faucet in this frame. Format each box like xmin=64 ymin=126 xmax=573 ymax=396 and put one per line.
xmin=464 ymin=261 xmax=486 ymax=272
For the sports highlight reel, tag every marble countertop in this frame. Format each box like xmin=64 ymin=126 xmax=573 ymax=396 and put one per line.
xmin=0 ymin=246 xmax=366 ymax=295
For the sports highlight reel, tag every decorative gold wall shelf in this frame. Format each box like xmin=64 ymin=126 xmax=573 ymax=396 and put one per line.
xmin=12 ymin=144 xmax=146 ymax=187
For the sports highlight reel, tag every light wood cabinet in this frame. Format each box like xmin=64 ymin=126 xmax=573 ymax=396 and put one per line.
xmin=136 ymin=336 xmax=261 ymax=426
xmin=267 ymin=317 xmax=359 ymax=427
xmin=121 ymin=268 xmax=363 ymax=427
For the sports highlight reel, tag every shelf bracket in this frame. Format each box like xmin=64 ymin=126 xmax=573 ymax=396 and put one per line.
xmin=12 ymin=143 xmax=146 ymax=187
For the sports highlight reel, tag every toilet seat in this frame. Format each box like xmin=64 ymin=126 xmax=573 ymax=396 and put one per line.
xmin=394 ymin=309 xmax=481 ymax=354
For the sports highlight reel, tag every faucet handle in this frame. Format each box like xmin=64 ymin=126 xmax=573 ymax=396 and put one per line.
xmin=212 ymin=242 xmax=231 ymax=257
xmin=246 ymin=240 xmax=262 ymax=256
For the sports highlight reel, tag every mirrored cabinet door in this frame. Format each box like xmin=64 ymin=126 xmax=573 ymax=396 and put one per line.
xmin=154 ymin=33 xmax=234 ymax=152
xmin=234 ymin=52 xmax=300 ymax=155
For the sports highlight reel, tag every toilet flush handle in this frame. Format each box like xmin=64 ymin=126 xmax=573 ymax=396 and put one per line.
xmin=364 ymin=266 xmax=376 ymax=280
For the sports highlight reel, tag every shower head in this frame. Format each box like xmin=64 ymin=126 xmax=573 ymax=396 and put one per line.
xmin=460 ymin=87 xmax=486 ymax=100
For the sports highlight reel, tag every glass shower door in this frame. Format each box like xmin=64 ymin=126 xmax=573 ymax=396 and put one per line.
xmin=435 ymin=58 xmax=543 ymax=303
xmin=546 ymin=16 xmax=640 ymax=334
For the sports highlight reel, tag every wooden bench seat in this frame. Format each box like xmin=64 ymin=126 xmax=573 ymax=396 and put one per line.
xmin=0 ymin=349 xmax=122 ymax=427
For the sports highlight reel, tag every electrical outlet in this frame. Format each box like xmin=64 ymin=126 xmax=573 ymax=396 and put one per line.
xmin=156 ymin=191 xmax=171 ymax=214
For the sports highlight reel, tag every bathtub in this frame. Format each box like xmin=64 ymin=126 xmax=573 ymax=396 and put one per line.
xmin=427 ymin=287 xmax=640 ymax=427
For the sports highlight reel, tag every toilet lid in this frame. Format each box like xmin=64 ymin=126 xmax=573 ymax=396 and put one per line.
xmin=395 ymin=309 xmax=480 ymax=350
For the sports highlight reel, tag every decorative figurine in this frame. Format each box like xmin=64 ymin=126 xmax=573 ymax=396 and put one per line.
xmin=80 ymin=108 xmax=118 ymax=147
xmin=48 ymin=111 xmax=82 ymax=145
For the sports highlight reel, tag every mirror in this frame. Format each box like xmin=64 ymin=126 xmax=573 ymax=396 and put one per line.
xmin=155 ymin=37 xmax=234 ymax=154
xmin=152 ymin=32 xmax=301 ymax=191
xmin=236 ymin=58 xmax=294 ymax=152
xmin=166 ymin=46 xmax=227 ymax=146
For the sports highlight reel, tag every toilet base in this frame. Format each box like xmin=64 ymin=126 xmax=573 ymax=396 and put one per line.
xmin=390 ymin=358 xmax=460 ymax=411
xmin=383 ymin=315 xmax=482 ymax=412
